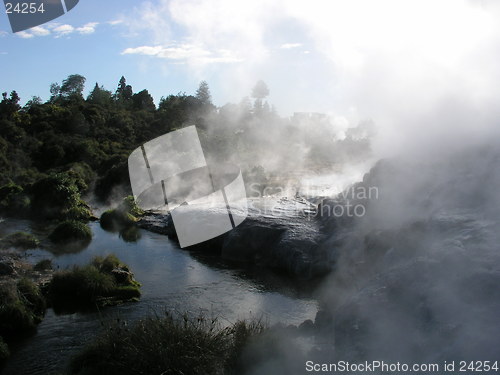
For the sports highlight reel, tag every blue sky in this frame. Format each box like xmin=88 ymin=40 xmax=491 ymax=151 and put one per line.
xmin=1 ymin=0 xmax=500 ymax=123
xmin=0 ymin=0 xmax=332 ymax=114
xmin=0 ymin=1 xmax=204 ymax=107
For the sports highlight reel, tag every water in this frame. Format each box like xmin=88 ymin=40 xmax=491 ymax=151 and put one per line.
xmin=1 ymin=220 xmax=318 ymax=374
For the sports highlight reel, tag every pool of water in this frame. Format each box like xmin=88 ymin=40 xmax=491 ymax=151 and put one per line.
xmin=0 ymin=220 xmax=318 ymax=374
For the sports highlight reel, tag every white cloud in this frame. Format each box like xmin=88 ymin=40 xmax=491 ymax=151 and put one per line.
xmin=53 ymin=24 xmax=75 ymax=36
xmin=16 ymin=31 xmax=34 ymax=39
xmin=122 ymin=43 xmax=242 ymax=64
xmin=12 ymin=22 xmax=98 ymax=38
xmin=280 ymin=43 xmax=302 ymax=49
xmin=76 ymin=22 xmax=98 ymax=34
xmin=30 ymin=26 xmax=50 ymax=36
xmin=108 ymin=19 xmax=124 ymax=26
xmin=0 ymin=31 xmax=8 ymax=37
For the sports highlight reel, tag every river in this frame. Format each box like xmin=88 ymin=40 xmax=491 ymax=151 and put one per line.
xmin=0 ymin=220 xmax=319 ymax=374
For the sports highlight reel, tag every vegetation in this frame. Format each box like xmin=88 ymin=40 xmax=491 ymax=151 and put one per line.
xmin=0 ymin=278 xmax=46 ymax=340
xmin=49 ymin=220 xmax=92 ymax=244
xmin=100 ymin=196 xmax=142 ymax=232
xmin=68 ymin=313 xmax=266 ymax=375
xmin=30 ymin=173 xmax=94 ymax=221
xmin=0 ymin=231 xmax=39 ymax=250
xmin=1 ymin=73 xmax=371 ymax=221
xmin=49 ymin=254 xmax=141 ymax=311
xmin=0 ymin=182 xmax=30 ymax=217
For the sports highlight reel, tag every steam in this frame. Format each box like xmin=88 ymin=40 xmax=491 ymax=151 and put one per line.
xmin=119 ymin=1 xmax=500 ymax=371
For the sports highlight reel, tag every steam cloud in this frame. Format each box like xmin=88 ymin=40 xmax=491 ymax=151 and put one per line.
xmin=123 ymin=1 xmax=500 ymax=372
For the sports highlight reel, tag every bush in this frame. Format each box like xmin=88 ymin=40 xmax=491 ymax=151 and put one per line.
xmin=0 ymin=279 xmax=46 ymax=340
xmin=121 ymin=196 xmax=144 ymax=217
xmin=65 ymin=203 xmax=94 ymax=222
xmin=0 ymin=183 xmax=30 ymax=217
xmin=30 ymin=173 xmax=94 ymax=221
xmin=49 ymin=220 xmax=92 ymax=244
xmin=16 ymin=278 xmax=46 ymax=318
xmin=30 ymin=173 xmax=80 ymax=219
xmin=0 ymin=232 xmax=40 ymax=250
xmin=100 ymin=196 xmax=143 ymax=233
xmin=67 ymin=162 xmax=96 ymax=193
xmin=49 ymin=254 xmax=141 ymax=311
xmin=68 ymin=313 xmax=266 ymax=375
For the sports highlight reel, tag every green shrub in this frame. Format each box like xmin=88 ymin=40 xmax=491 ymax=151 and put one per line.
xmin=50 ymin=265 xmax=116 ymax=306
xmin=49 ymin=254 xmax=141 ymax=311
xmin=0 ymin=232 xmax=40 ymax=250
xmin=64 ymin=203 xmax=94 ymax=221
xmin=0 ymin=183 xmax=30 ymax=217
xmin=68 ymin=313 xmax=266 ymax=375
xmin=100 ymin=196 xmax=142 ymax=232
xmin=31 ymin=173 xmax=80 ymax=220
xmin=30 ymin=173 xmax=94 ymax=221
xmin=0 ymin=279 xmax=46 ymax=340
xmin=121 ymin=196 xmax=144 ymax=217
xmin=49 ymin=220 xmax=92 ymax=244
xmin=16 ymin=278 xmax=46 ymax=319
xmin=67 ymin=162 xmax=96 ymax=193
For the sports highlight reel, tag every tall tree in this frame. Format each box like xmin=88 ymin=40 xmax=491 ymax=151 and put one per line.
xmin=0 ymin=91 xmax=21 ymax=118
xmin=49 ymin=83 xmax=61 ymax=101
xmin=132 ymin=89 xmax=155 ymax=111
xmin=251 ymin=80 xmax=270 ymax=114
xmin=60 ymin=74 xmax=86 ymax=98
xmin=251 ymin=80 xmax=269 ymax=100
xmin=115 ymin=76 xmax=133 ymax=102
xmin=87 ymin=83 xmax=113 ymax=106
xmin=195 ymin=81 xmax=212 ymax=106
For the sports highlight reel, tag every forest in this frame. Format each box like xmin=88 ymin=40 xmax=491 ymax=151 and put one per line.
xmin=0 ymin=73 xmax=371 ymax=221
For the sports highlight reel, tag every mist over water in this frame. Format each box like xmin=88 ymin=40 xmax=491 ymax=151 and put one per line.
xmin=154 ymin=1 xmax=500 ymax=370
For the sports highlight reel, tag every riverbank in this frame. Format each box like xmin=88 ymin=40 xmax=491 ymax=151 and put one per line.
xmin=0 ymin=231 xmax=142 ymax=370
xmin=0 ymin=219 xmax=318 ymax=374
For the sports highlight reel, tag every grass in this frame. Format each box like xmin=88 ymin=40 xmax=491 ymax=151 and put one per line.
xmin=0 ymin=278 xmax=46 ymax=340
xmin=100 ymin=196 xmax=143 ymax=232
xmin=64 ymin=203 xmax=95 ymax=222
xmin=68 ymin=312 xmax=266 ymax=375
xmin=49 ymin=220 xmax=92 ymax=244
xmin=0 ymin=232 xmax=40 ymax=250
xmin=49 ymin=254 xmax=141 ymax=312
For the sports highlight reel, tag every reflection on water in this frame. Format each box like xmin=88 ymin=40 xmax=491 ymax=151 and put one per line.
xmin=1 ymin=220 xmax=318 ymax=374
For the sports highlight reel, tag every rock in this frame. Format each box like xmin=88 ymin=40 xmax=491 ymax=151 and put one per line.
xmin=111 ymin=267 xmax=134 ymax=284
xmin=0 ymin=258 xmax=16 ymax=276
xmin=139 ymin=197 xmax=334 ymax=279
xmin=298 ymin=319 xmax=315 ymax=333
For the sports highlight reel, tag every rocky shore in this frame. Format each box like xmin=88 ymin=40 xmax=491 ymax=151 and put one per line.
xmin=138 ymin=197 xmax=338 ymax=279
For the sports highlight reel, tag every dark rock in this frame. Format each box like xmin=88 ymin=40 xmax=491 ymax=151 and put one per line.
xmin=138 ymin=197 xmax=334 ymax=279
xmin=298 ymin=319 xmax=315 ymax=333
xmin=0 ymin=257 xmax=16 ymax=276
xmin=111 ymin=267 xmax=134 ymax=284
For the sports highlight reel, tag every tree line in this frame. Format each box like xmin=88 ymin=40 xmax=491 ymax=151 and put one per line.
xmin=0 ymin=74 xmax=278 ymax=218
